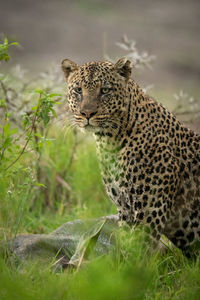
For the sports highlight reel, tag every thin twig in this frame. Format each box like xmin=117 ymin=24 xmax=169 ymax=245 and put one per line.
xmin=4 ymin=97 xmax=40 ymax=171
xmin=0 ymin=79 xmax=9 ymax=103
xmin=56 ymin=174 xmax=71 ymax=191
xmin=0 ymin=81 xmax=9 ymax=162
xmin=66 ymin=128 xmax=78 ymax=170
xmin=76 ymin=246 xmax=87 ymax=271
xmin=159 ymin=269 xmax=182 ymax=279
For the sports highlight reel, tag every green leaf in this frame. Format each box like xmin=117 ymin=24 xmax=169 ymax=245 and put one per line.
xmin=48 ymin=93 xmax=61 ymax=97
xmin=50 ymin=108 xmax=57 ymax=117
xmin=35 ymin=88 xmax=45 ymax=94
xmin=0 ymin=99 xmax=6 ymax=108
xmin=31 ymin=105 xmax=38 ymax=111
xmin=35 ymin=182 xmax=46 ymax=188
xmin=0 ymin=37 xmax=18 ymax=62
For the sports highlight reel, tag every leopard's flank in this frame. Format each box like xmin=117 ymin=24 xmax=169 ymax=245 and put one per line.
xmin=61 ymin=58 xmax=200 ymax=256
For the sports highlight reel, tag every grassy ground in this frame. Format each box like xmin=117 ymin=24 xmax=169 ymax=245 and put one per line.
xmin=0 ymin=125 xmax=200 ymax=300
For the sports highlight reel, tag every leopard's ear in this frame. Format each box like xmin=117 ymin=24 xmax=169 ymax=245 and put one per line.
xmin=114 ymin=57 xmax=132 ymax=81
xmin=61 ymin=59 xmax=79 ymax=80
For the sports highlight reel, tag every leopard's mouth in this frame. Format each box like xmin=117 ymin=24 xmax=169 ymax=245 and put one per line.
xmin=84 ymin=123 xmax=95 ymax=129
xmin=74 ymin=119 xmax=100 ymax=132
xmin=81 ymin=119 xmax=98 ymax=128
xmin=83 ymin=122 xmax=104 ymax=133
xmin=74 ymin=114 xmax=109 ymax=129
xmin=73 ymin=113 xmax=119 ymax=132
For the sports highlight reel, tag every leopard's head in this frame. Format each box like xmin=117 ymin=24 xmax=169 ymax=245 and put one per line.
xmin=61 ymin=58 xmax=132 ymax=132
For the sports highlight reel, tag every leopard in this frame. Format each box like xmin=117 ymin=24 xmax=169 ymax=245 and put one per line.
xmin=61 ymin=57 xmax=200 ymax=257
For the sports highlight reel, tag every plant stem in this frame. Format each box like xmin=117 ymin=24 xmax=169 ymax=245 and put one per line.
xmin=4 ymin=97 xmax=41 ymax=171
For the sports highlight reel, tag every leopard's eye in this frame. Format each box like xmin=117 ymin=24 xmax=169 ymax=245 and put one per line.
xmin=101 ymin=87 xmax=110 ymax=95
xmin=74 ymin=87 xmax=82 ymax=94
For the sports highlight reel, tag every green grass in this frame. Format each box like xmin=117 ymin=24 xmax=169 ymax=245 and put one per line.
xmin=0 ymin=127 xmax=200 ymax=300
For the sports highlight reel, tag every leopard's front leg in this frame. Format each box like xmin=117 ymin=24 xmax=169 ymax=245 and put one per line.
xmin=120 ymin=150 xmax=180 ymax=249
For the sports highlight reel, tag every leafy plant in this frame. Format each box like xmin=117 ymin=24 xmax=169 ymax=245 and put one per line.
xmin=0 ymin=88 xmax=61 ymax=171
xmin=0 ymin=37 xmax=18 ymax=62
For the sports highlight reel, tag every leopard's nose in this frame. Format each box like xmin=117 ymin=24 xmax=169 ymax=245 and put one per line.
xmin=80 ymin=109 xmax=97 ymax=119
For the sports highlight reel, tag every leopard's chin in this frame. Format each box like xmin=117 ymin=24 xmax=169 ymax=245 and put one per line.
xmin=84 ymin=124 xmax=96 ymax=131
xmin=77 ymin=123 xmax=100 ymax=133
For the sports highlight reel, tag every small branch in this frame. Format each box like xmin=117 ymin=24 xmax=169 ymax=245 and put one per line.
xmin=159 ymin=269 xmax=182 ymax=279
xmin=0 ymin=81 xmax=9 ymax=162
xmin=56 ymin=174 xmax=71 ymax=191
xmin=4 ymin=99 xmax=40 ymax=171
xmin=76 ymin=246 xmax=87 ymax=271
xmin=0 ymin=79 xmax=9 ymax=103
xmin=66 ymin=128 xmax=78 ymax=170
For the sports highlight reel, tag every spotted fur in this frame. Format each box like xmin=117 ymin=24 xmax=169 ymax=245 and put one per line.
xmin=62 ymin=58 xmax=200 ymax=256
